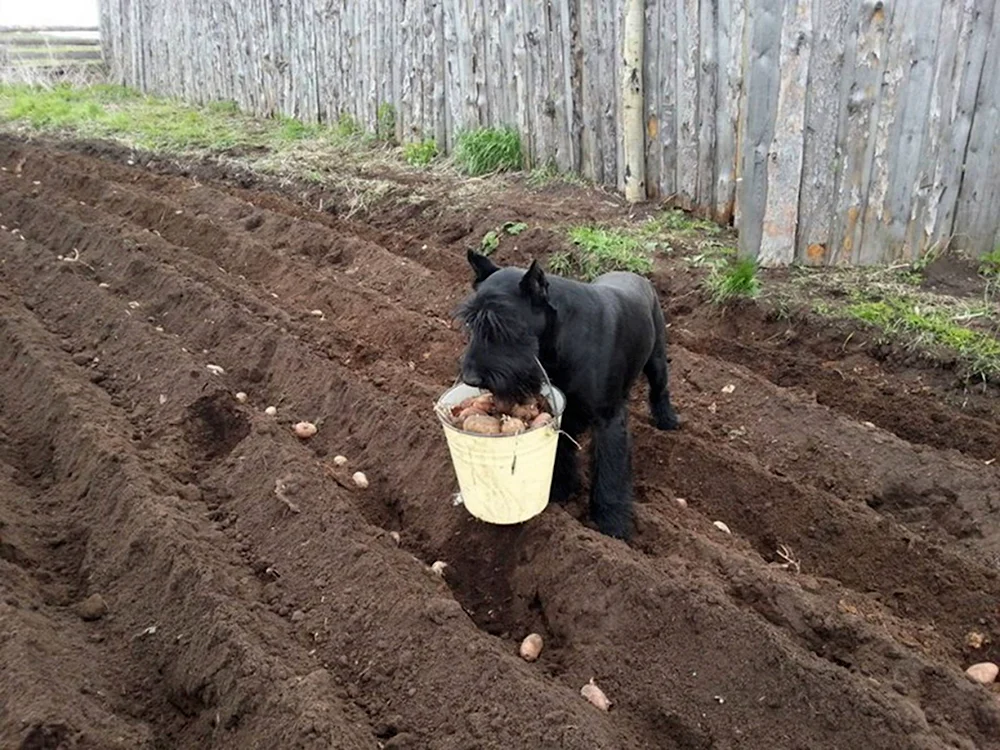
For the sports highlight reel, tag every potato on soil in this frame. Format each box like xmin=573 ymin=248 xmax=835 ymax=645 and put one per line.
xmin=293 ymin=421 xmax=317 ymax=439
xmin=966 ymin=662 xmax=999 ymax=684
xmin=581 ymin=678 xmax=612 ymax=710
xmin=519 ymin=633 xmax=543 ymax=662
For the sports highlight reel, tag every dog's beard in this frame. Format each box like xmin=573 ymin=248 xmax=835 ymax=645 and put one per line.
xmin=488 ymin=373 xmax=542 ymax=404
xmin=471 ymin=356 xmax=542 ymax=404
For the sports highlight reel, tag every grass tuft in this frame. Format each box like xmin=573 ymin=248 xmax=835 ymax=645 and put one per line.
xmin=554 ymin=226 xmax=654 ymax=280
xmin=705 ymin=257 xmax=761 ymax=303
xmin=403 ymin=138 xmax=438 ymax=167
xmin=376 ymin=102 xmax=396 ymax=143
xmin=454 ymin=126 xmax=523 ymax=176
xmin=978 ymin=247 xmax=1000 ymax=277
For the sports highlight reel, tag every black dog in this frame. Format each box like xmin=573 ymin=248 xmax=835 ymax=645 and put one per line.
xmin=455 ymin=249 xmax=680 ymax=540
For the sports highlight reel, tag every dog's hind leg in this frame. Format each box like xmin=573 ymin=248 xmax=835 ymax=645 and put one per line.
xmin=588 ymin=407 xmax=634 ymax=540
xmin=644 ymin=303 xmax=680 ymax=431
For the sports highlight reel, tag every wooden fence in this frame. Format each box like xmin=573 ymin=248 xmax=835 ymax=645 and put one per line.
xmin=0 ymin=27 xmax=103 ymax=70
xmin=97 ymin=0 xmax=1000 ymax=266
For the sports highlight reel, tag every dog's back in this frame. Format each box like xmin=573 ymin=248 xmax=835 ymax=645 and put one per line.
xmin=589 ymin=271 xmax=661 ymax=327
xmin=591 ymin=270 xmax=657 ymax=301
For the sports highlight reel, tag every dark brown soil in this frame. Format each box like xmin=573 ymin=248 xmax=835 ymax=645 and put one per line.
xmin=920 ymin=253 xmax=988 ymax=298
xmin=3 ymin=133 xmax=1000 ymax=749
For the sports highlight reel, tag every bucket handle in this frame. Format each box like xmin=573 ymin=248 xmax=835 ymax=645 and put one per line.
xmin=533 ymin=356 xmax=555 ymax=405
xmin=532 ymin=357 xmax=581 ymax=450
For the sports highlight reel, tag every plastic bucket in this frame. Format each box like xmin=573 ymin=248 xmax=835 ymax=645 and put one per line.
xmin=435 ymin=381 xmax=566 ymax=525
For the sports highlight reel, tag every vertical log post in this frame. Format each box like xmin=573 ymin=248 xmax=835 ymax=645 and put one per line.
xmin=622 ymin=0 xmax=646 ymax=203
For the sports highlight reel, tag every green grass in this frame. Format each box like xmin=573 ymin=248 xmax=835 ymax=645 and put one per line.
xmin=0 ymin=82 xmax=355 ymax=153
xmin=978 ymin=247 xmax=1000 ymax=277
xmin=0 ymin=83 xmax=423 ymax=217
xmin=704 ymin=256 xmax=761 ymax=303
xmin=7 ymin=85 xmax=105 ymax=127
xmin=376 ymin=102 xmax=396 ymax=143
xmin=403 ymin=138 xmax=438 ymax=166
xmin=642 ymin=208 xmax=723 ymax=237
xmin=550 ymin=225 xmax=654 ymax=280
xmin=844 ymin=295 xmax=1000 ymax=379
xmin=546 ymin=211 xmax=729 ymax=282
xmin=454 ymin=126 xmax=523 ymax=176
xmin=479 ymin=221 xmax=529 ymax=256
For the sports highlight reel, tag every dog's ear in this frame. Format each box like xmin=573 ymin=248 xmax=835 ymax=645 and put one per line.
xmin=519 ymin=260 xmax=549 ymax=303
xmin=467 ymin=248 xmax=500 ymax=287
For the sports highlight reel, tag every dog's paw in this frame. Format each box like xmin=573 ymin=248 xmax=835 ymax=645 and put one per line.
xmin=652 ymin=406 xmax=681 ymax=431
xmin=591 ymin=512 xmax=632 ymax=541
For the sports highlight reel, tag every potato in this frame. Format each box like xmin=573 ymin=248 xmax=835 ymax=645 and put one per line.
xmin=293 ymin=421 xmax=317 ymax=439
xmin=452 ymin=396 xmax=478 ymax=415
xmin=457 ymin=406 xmax=489 ymax=422
xmin=966 ymin=662 xmax=999 ymax=684
xmin=352 ymin=471 xmax=369 ymax=488
xmin=472 ymin=393 xmax=496 ymax=414
xmin=581 ymin=678 xmax=612 ymax=711
xmin=519 ymin=633 xmax=543 ymax=662
xmin=501 ymin=417 xmax=526 ymax=435
xmin=430 ymin=560 xmax=448 ymax=577
xmin=510 ymin=402 xmax=540 ymax=422
xmin=463 ymin=414 xmax=501 ymax=434
xmin=530 ymin=412 xmax=553 ymax=429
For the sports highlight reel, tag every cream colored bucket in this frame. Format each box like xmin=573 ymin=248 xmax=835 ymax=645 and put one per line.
xmin=435 ymin=380 xmax=566 ymax=525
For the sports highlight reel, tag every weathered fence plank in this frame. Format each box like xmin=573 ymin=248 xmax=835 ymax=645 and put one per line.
xmin=735 ymin=0 xmax=783 ymax=261
xmin=795 ymin=0 xmax=852 ymax=266
xmin=713 ymin=0 xmax=743 ymax=224
xmin=954 ymin=3 xmax=1000 ymax=257
xmin=758 ymin=0 xmax=812 ymax=268
xmin=674 ymin=0 xmax=699 ymax=209
xmin=97 ymin=0 xmax=1000 ymax=265
xmin=829 ymin=0 xmax=893 ymax=265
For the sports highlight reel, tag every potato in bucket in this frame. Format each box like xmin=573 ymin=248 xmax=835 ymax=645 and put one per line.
xmin=435 ymin=377 xmax=565 ymax=526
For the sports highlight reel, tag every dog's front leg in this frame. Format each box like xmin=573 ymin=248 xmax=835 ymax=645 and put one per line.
xmin=549 ymin=406 xmax=583 ymax=505
xmin=588 ymin=406 xmax=634 ymax=540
